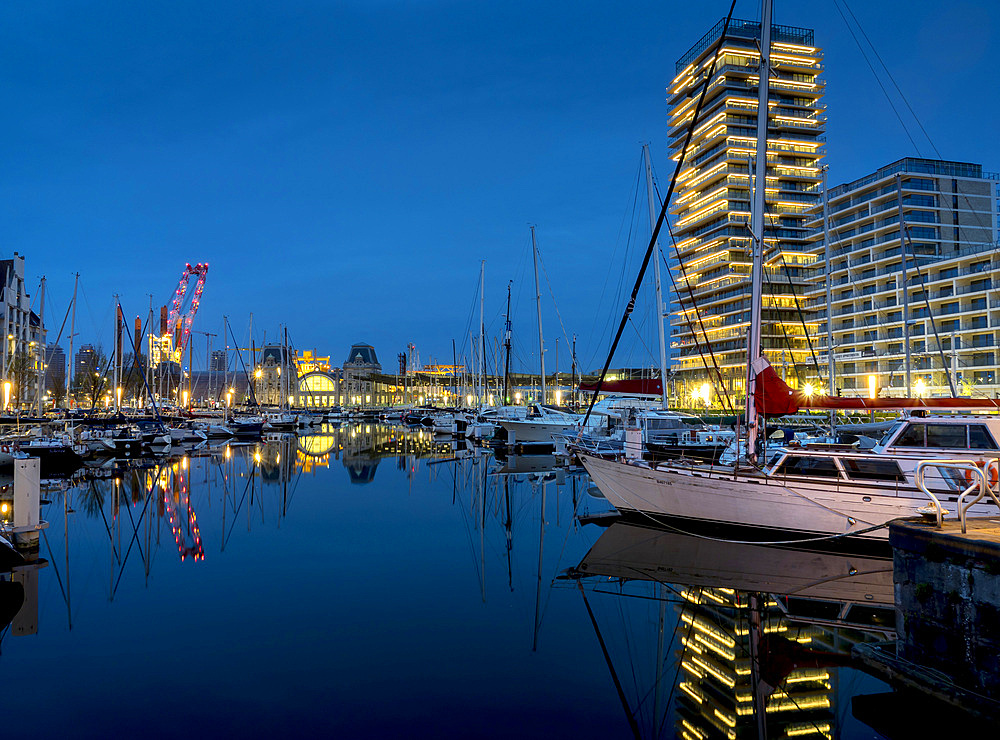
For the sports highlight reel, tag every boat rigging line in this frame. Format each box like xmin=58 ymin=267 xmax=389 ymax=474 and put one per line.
xmin=580 ymin=0 xmax=739 ymax=430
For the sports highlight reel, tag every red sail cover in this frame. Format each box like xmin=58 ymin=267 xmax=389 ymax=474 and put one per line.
xmin=578 ymin=378 xmax=662 ymax=397
xmin=754 ymin=358 xmax=1000 ymax=416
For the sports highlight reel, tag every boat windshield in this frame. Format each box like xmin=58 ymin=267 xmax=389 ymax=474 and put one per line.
xmin=878 ymin=421 xmax=904 ymax=447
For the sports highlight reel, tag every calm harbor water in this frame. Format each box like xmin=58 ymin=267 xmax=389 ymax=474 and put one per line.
xmin=4 ymin=424 xmax=893 ymax=738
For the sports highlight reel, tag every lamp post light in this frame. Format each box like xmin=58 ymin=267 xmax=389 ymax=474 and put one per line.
xmin=182 ymin=389 xmax=189 ymax=408
xmin=116 ymin=386 xmax=123 ymax=411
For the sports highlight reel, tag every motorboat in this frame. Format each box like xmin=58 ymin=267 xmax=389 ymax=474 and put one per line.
xmin=581 ymin=413 xmax=1000 ymax=541
xmin=496 ymin=403 xmax=580 ymax=446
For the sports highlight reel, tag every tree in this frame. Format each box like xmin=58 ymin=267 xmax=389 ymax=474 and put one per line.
xmin=8 ymin=350 xmax=35 ymax=409
xmin=122 ymin=352 xmax=149 ymax=403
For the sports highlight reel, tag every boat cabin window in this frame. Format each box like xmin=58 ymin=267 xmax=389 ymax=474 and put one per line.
xmin=893 ymin=423 xmax=926 ymax=447
xmin=969 ymin=425 xmax=999 ymax=450
xmin=925 ymin=424 xmax=968 ymax=449
xmin=776 ymin=456 xmax=841 ymax=478
xmin=841 ymin=458 xmax=906 ymax=482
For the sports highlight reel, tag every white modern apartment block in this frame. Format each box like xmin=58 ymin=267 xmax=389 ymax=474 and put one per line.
xmin=807 ymin=158 xmax=999 ymax=398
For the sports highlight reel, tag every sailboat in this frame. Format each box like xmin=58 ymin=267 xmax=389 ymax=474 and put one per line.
xmin=579 ymin=0 xmax=1000 ymax=540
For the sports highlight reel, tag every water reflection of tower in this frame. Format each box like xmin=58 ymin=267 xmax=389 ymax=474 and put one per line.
xmin=260 ymin=437 xmax=296 ymax=484
xmin=341 ymin=422 xmax=380 ymax=484
xmin=675 ymin=588 xmax=835 ymax=740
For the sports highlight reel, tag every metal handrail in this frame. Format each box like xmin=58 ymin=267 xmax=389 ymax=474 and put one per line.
xmin=957 ymin=457 xmax=1000 ymax=533
xmin=913 ymin=459 xmax=983 ymax=529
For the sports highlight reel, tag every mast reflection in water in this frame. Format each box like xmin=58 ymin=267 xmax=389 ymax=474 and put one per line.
xmin=0 ymin=424 xmax=920 ymax=737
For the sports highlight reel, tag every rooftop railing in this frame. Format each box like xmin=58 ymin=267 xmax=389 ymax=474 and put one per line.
xmin=676 ymin=18 xmax=816 ymax=73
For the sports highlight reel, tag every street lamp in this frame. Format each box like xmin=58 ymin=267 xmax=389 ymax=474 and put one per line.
xmin=116 ymin=386 xmax=123 ymax=410
xmin=182 ymin=389 xmax=189 ymax=408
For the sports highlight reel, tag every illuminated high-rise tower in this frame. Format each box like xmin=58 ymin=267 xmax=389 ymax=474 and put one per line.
xmin=667 ymin=19 xmax=824 ymax=403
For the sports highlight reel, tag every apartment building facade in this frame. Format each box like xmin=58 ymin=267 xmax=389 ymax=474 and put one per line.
xmin=668 ymin=18 xmax=825 ymax=405
xmin=807 ymin=158 xmax=999 ymax=398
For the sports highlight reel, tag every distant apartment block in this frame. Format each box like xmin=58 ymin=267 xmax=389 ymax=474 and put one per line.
xmin=75 ymin=344 xmax=97 ymax=379
xmin=210 ymin=349 xmax=227 ymax=373
xmin=807 ymin=158 xmax=999 ymax=397
xmin=44 ymin=343 xmax=66 ymax=391
xmin=668 ymin=18 xmax=825 ymax=402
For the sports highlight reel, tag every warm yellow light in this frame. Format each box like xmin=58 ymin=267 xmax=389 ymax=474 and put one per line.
xmin=225 ymin=446 xmax=231 ymax=460
xmin=914 ymin=379 xmax=926 ymax=398
xmin=804 ymin=382 xmax=814 ymax=398
xmin=254 ymin=368 xmax=262 ymax=379
xmin=466 ymin=394 xmax=474 ymax=406
xmin=700 ymin=383 xmax=712 ymax=406
xmin=226 ymin=391 xmax=233 ymax=407
xmin=182 ymin=390 xmax=189 ymax=407
xmin=1 ymin=502 xmax=8 ymax=514
xmin=254 ymin=451 xmax=261 ymax=463
xmin=867 ymin=375 xmax=877 ymax=400
xmin=514 ymin=392 xmax=522 ymax=403
xmin=2 ymin=381 xmax=10 ymax=410
xmin=288 ymin=395 xmax=294 ymax=405
xmin=181 ymin=456 xmax=188 ymax=470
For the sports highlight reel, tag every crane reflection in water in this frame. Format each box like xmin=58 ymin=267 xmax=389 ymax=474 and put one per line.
xmin=0 ymin=425 xmax=963 ymax=738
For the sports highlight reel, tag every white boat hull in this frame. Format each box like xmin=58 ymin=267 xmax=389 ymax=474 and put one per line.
xmin=579 ymin=453 xmax=1000 ymax=540
xmin=498 ymin=419 xmax=577 ymax=445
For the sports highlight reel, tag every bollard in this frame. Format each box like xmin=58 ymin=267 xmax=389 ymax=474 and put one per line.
xmin=12 ymin=458 xmax=42 ymax=548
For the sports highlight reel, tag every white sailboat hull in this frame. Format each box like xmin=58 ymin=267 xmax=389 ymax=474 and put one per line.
xmin=579 ymin=454 xmax=998 ymax=540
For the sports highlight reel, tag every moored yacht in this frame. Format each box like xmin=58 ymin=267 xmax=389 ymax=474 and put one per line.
xmin=581 ymin=409 xmax=1000 ymax=541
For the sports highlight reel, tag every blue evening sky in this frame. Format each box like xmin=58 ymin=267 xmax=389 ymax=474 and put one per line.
xmin=3 ymin=0 xmax=997 ymax=375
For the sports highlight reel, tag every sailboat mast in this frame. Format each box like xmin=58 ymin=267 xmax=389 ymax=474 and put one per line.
xmin=66 ymin=273 xmax=78 ymax=402
xmin=479 ymin=260 xmax=486 ymax=406
xmin=35 ymin=276 xmax=45 ymax=415
xmin=530 ymin=226 xmax=546 ymax=404
xmin=822 ymin=166 xmax=836 ymax=433
xmin=502 ymin=282 xmax=512 ymax=404
xmin=643 ymin=143 xmax=669 ymax=407
xmin=746 ymin=0 xmax=773 ymax=460
xmin=895 ymin=173 xmax=913 ymax=393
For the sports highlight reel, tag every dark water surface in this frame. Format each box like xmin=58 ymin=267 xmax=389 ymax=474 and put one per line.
xmin=4 ymin=424 xmax=893 ymax=738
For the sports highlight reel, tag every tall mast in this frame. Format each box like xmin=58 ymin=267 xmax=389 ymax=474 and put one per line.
xmin=530 ymin=226 xmax=546 ymax=404
xmin=222 ymin=315 xmax=229 ymax=401
xmin=35 ymin=276 xmax=45 ymax=415
xmin=643 ymin=143 xmax=669 ymax=408
xmin=114 ymin=295 xmax=121 ymax=413
xmin=746 ymin=0 xmax=772 ymax=461
xmin=66 ymin=273 xmax=78 ymax=402
xmin=479 ymin=259 xmax=486 ymax=406
xmin=502 ymin=282 xmax=512 ymax=404
xmin=895 ymin=173 xmax=913 ymax=394
xmin=571 ymin=334 xmax=577 ymax=407
xmin=822 ymin=166 xmax=836 ymax=432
